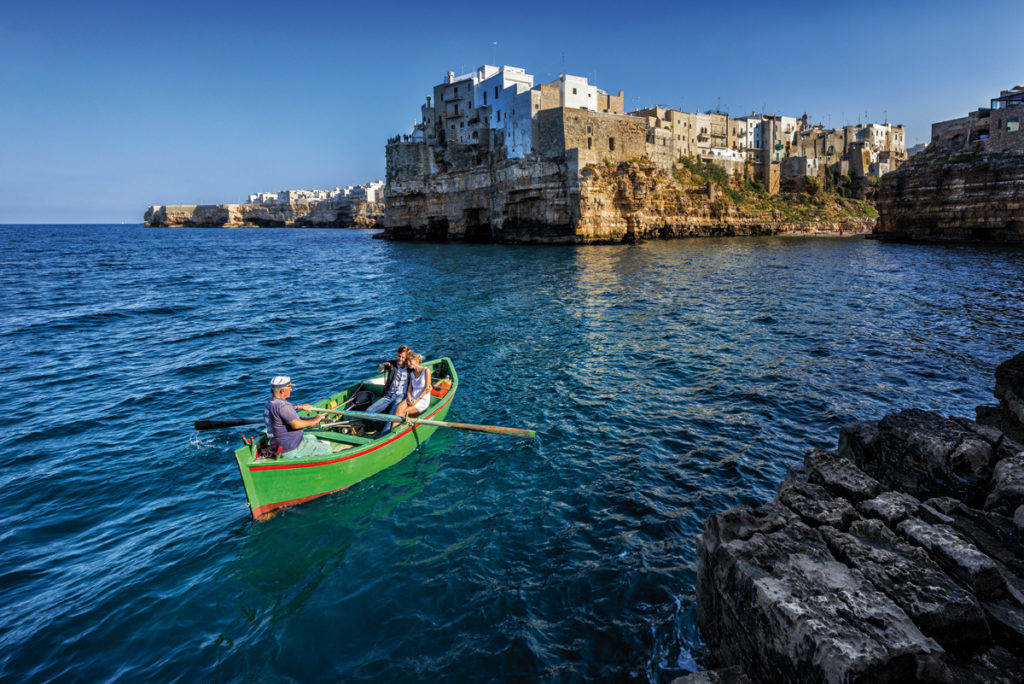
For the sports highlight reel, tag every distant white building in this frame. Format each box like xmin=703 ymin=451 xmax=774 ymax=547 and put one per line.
xmin=246 ymin=182 xmax=384 ymax=206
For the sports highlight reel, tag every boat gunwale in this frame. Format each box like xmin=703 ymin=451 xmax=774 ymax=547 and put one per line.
xmin=247 ymin=388 xmax=455 ymax=471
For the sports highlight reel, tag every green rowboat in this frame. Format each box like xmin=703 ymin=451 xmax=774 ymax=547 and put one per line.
xmin=233 ymin=357 xmax=458 ymax=520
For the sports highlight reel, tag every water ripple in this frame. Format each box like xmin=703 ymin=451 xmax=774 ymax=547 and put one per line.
xmin=0 ymin=226 xmax=1022 ymax=682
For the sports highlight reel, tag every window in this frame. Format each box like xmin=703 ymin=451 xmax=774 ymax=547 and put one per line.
xmin=587 ymin=126 xmax=591 ymax=133
xmin=587 ymin=137 xmax=592 ymax=149
xmin=609 ymin=137 xmax=616 ymax=151
xmin=495 ymin=86 xmax=499 ymax=98
xmin=497 ymin=111 xmax=501 ymax=122
xmin=572 ymin=87 xmax=577 ymax=95
xmin=483 ymin=92 xmax=487 ymax=105
xmin=1008 ymin=117 xmax=1020 ymax=133
xmin=454 ymin=87 xmax=458 ymax=96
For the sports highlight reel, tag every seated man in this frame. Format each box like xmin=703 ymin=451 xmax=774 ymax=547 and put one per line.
xmin=264 ymin=375 xmax=333 ymax=458
xmin=365 ymin=345 xmax=410 ymax=423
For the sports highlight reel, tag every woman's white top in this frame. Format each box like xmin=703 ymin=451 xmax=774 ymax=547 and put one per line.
xmin=408 ymin=368 xmax=428 ymax=402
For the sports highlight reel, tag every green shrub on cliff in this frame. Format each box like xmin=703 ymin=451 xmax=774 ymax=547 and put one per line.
xmin=676 ymin=155 xmax=730 ymax=187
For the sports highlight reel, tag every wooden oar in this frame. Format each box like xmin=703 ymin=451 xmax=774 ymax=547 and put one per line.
xmin=305 ymin=406 xmax=535 ymax=439
xmin=193 ymin=395 xmax=360 ymax=431
xmin=194 ymin=418 xmax=263 ymax=430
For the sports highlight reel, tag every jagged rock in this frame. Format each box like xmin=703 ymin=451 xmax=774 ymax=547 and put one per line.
xmin=774 ymin=479 xmax=858 ymax=529
xmin=838 ymin=420 xmax=880 ymax=467
xmin=919 ymin=501 xmax=958 ymax=526
xmin=671 ymin=667 xmax=752 ymax=684
xmin=995 ymin=353 xmax=1024 ymax=413
xmin=822 ymin=519 xmax=989 ymax=646
xmin=978 ymin=352 xmax=1024 ymax=443
xmin=855 ymin=410 xmax=1001 ymax=507
xmin=922 ymin=501 xmax=1024 ymax=593
xmin=946 ymin=645 xmax=1024 ymax=684
xmin=804 ymin=449 xmax=883 ymax=502
xmin=697 ymin=505 xmax=948 ymax=683
xmin=952 ymin=417 xmax=1023 ymax=457
xmin=691 ymin=354 xmax=1024 ymax=683
xmin=857 ymin=491 xmax=921 ymax=527
xmin=986 ymin=455 xmax=1024 ymax=516
xmin=984 ymin=598 xmax=1024 ymax=649
xmin=897 ymin=517 xmax=1005 ymax=599
xmin=702 ymin=503 xmax=796 ymax=545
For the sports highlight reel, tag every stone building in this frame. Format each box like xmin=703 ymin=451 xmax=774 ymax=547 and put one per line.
xmin=931 ymin=86 xmax=1024 ymax=155
xmin=787 ymin=118 xmax=906 ymax=186
xmin=405 ymin=64 xmax=627 ymax=166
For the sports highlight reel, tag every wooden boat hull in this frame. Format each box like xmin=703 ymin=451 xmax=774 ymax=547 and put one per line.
xmin=233 ymin=357 xmax=457 ymax=520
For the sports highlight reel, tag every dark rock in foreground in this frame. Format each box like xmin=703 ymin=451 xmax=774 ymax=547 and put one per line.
xmin=691 ymin=352 xmax=1024 ymax=683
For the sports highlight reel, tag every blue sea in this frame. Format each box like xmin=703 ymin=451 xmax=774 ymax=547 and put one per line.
xmin=1 ymin=224 xmax=1021 ymax=682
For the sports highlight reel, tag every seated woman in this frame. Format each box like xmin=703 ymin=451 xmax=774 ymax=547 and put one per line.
xmin=385 ymin=352 xmax=432 ymax=434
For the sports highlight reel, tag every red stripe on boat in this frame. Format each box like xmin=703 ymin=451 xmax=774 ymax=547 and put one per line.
xmin=248 ymin=392 xmax=454 ymax=472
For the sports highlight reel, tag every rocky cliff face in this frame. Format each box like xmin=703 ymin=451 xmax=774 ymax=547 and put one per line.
xmin=383 ymin=157 xmax=577 ymax=243
xmin=679 ymin=352 xmax=1024 ymax=684
xmin=381 ymin=159 xmax=874 ymax=244
xmin=576 ymin=163 xmax=873 ymax=242
xmin=144 ymin=199 xmax=383 ymax=229
xmin=875 ymin=151 xmax=1024 ymax=241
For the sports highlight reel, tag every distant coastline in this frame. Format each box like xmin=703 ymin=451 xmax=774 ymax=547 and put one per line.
xmin=145 ymin=181 xmax=384 ymax=229
xmin=144 ymin=198 xmax=383 ymax=229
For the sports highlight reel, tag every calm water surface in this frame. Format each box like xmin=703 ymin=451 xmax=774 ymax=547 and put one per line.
xmin=1 ymin=225 xmax=1022 ymax=681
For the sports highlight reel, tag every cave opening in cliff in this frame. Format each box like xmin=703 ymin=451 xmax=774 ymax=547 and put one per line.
xmin=462 ymin=208 xmax=494 ymax=243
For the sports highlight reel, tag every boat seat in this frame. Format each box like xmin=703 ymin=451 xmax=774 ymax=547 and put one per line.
xmin=313 ymin=431 xmax=374 ymax=446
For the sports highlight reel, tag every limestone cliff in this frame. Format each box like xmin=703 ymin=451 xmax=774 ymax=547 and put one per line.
xmin=144 ymin=198 xmax=383 ymax=229
xmin=384 ymin=157 xmax=575 ymax=243
xmin=875 ymin=150 xmax=1024 ymax=241
xmin=382 ymin=157 xmax=876 ymax=244
xmin=576 ymin=162 xmax=874 ymax=242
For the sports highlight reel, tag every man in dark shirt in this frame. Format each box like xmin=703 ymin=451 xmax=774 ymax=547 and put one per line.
xmin=366 ymin=345 xmax=410 ymax=418
xmin=264 ymin=376 xmax=330 ymax=457
xmin=368 ymin=344 xmax=411 ymax=430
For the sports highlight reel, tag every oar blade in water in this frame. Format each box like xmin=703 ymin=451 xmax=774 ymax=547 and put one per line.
xmin=194 ymin=418 xmax=263 ymax=431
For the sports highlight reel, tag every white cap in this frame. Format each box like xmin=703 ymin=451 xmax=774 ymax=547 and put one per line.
xmin=270 ymin=376 xmax=293 ymax=388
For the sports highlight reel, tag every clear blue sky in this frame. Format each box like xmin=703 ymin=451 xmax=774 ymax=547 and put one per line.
xmin=1 ymin=0 xmax=1021 ymax=223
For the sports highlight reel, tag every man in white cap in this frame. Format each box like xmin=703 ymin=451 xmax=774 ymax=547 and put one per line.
xmin=264 ymin=376 xmax=332 ymax=458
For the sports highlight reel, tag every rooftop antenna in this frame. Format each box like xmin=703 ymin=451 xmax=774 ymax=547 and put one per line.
xmin=884 ymin=109 xmax=888 ymax=124
xmin=561 ymin=51 xmax=566 ymax=77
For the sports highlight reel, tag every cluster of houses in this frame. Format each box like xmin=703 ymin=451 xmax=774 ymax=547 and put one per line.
xmin=247 ymin=180 xmax=385 ymax=205
xmin=390 ymin=64 xmax=907 ymax=194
